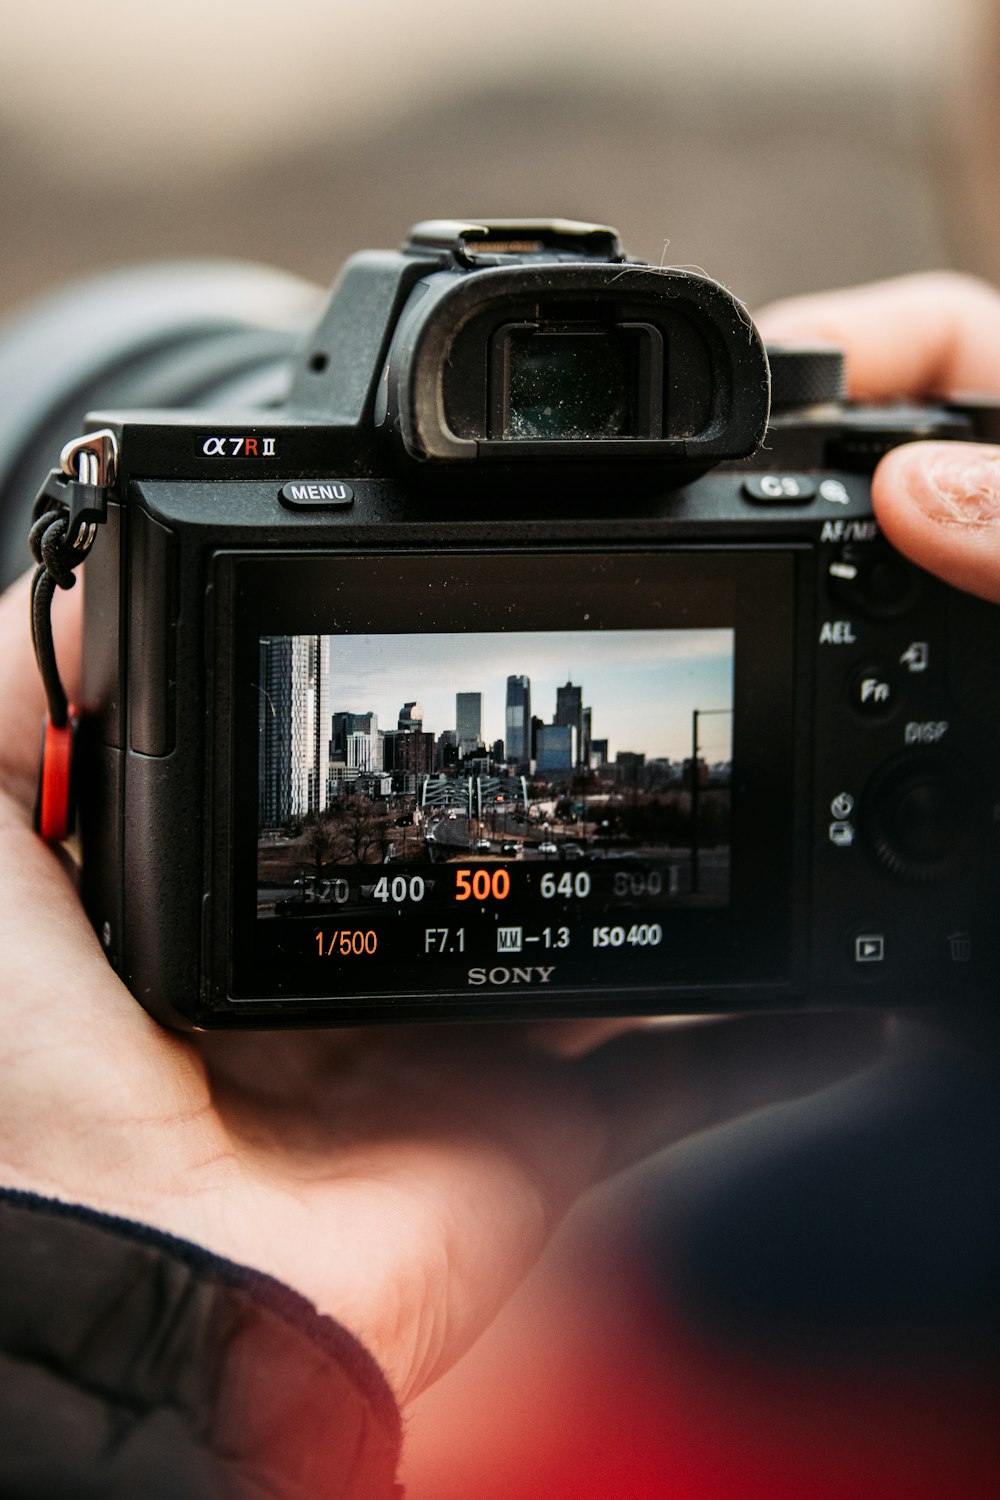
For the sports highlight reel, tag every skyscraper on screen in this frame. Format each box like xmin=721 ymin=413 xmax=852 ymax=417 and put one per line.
xmin=258 ymin=635 xmax=330 ymax=825
xmin=505 ymin=674 xmax=531 ymax=767
xmin=456 ymin=692 xmax=482 ymax=756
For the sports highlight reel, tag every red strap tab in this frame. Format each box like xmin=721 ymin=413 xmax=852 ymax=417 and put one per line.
xmin=36 ymin=708 xmax=77 ymax=844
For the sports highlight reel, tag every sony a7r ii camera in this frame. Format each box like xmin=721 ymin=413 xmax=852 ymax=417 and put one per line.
xmin=32 ymin=220 xmax=1000 ymax=1027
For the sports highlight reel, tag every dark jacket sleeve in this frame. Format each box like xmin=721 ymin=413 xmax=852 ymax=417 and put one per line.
xmin=0 ymin=1188 xmax=403 ymax=1500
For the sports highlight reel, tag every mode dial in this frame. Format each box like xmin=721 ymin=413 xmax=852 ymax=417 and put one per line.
xmin=766 ymin=344 xmax=846 ymax=411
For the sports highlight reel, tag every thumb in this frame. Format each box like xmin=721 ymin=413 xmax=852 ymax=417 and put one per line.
xmin=873 ymin=441 xmax=1000 ymax=606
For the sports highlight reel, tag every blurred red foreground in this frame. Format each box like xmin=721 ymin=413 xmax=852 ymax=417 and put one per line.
xmin=402 ymin=1175 xmax=999 ymax=1500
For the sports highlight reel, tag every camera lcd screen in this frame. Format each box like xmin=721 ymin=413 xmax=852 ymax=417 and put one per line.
xmin=222 ymin=549 xmax=800 ymax=1013
xmin=258 ymin=624 xmax=733 ymax=895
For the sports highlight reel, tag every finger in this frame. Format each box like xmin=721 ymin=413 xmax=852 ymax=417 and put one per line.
xmin=872 ymin=440 xmax=1000 ymax=605
xmin=0 ymin=568 xmax=82 ymax=806
xmin=577 ymin=1011 xmax=886 ymax=1176
xmin=755 ymin=272 xmax=1000 ymax=401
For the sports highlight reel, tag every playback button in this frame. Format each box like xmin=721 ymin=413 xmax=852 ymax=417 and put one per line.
xmin=847 ymin=924 xmax=893 ymax=976
xmin=854 ymin=933 xmax=885 ymax=964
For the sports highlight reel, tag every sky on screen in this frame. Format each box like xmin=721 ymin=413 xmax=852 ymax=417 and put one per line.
xmin=322 ymin=628 xmax=734 ymax=763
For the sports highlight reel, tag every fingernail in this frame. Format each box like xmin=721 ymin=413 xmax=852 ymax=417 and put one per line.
xmin=915 ymin=443 xmax=1000 ymax=525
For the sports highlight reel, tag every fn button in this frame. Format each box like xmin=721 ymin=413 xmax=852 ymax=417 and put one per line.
xmin=850 ymin=665 xmax=896 ymax=717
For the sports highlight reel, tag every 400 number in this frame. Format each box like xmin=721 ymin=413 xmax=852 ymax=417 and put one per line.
xmin=592 ymin=923 xmax=663 ymax=948
xmin=372 ymin=875 xmax=425 ymax=903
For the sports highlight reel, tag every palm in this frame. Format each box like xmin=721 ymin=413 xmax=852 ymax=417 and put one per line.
xmin=0 ymin=573 xmax=878 ymax=1404
xmin=0 ymin=811 xmax=635 ymax=1399
xmin=198 ymin=1024 xmax=611 ymax=1400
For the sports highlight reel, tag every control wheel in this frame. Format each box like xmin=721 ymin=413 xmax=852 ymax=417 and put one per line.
xmin=860 ymin=752 xmax=987 ymax=882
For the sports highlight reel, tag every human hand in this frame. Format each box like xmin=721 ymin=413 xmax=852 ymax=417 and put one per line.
xmin=756 ymin=271 xmax=1000 ymax=605
xmin=0 ymin=574 xmax=880 ymax=1410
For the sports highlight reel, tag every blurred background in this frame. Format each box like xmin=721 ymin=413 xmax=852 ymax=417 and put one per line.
xmin=4 ymin=2 xmax=1000 ymax=1496
xmin=1 ymin=0 xmax=999 ymax=314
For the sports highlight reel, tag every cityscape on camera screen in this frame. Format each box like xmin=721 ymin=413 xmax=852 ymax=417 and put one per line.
xmin=257 ymin=628 xmax=733 ymax=908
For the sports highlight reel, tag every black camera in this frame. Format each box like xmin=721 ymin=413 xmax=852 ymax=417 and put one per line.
xmin=37 ymin=220 xmax=1000 ymax=1027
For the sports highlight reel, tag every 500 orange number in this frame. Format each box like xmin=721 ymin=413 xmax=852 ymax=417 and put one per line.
xmin=315 ymin=930 xmax=378 ymax=957
xmin=455 ymin=868 xmax=511 ymax=901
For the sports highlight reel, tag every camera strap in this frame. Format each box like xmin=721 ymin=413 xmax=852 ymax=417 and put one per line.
xmin=28 ymin=430 xmax=117 ymax=842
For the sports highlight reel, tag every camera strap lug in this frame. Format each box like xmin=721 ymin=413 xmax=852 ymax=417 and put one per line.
xmin=28 ymin=428 xmax=119 ymax=841
xmin=32 ymin=429 xmax=118 ymax=553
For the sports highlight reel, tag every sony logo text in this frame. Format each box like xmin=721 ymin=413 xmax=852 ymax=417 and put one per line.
xmin=467 ymin=966 xmax=556 ymax=986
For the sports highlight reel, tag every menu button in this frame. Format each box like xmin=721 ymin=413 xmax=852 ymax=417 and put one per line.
xmin=280 ymin=480 xmax=354 ymax=510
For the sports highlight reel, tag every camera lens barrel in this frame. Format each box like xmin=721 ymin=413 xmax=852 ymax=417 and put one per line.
xmin=0 ymin=262 xmax=320 ymax=588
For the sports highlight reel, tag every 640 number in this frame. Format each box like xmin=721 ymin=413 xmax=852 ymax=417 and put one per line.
xmin=540 ymin=871 xmax=591 ymax=899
